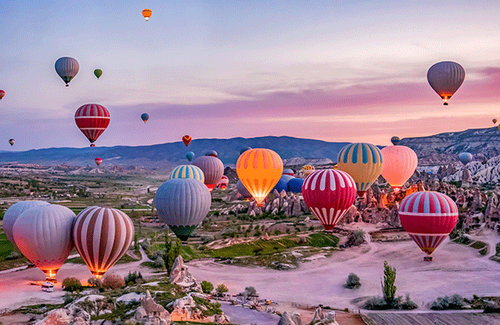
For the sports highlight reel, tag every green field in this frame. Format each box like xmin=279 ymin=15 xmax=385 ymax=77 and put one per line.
xmin=0 ymin=232 xmax=14 ymax=260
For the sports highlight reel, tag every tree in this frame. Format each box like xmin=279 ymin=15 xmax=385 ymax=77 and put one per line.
xmin=216 ymin=284 xmax=229 ymax=297
xmin=164 ymin=234 xmax=182 ymax=274
xmin=201 ymin=280 xmax=214 ymax=294
xmin=153 ymin=256 xmax=165 ymax=269
xmin=62 ymin=277 xmax=83 ymax=292
xmin=382 ymin=261 xmax=397 ymax=305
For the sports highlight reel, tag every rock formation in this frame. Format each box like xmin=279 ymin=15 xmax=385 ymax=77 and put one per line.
xmin=169 ymin=255 xmax=199 ymax=291
xmin=134 ymin=290 xmax=171 ymax=325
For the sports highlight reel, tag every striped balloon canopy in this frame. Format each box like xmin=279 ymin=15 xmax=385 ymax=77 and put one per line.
xmin=73 ymin=206 xmax=134 ymax=278
xmin=218 ymin=175 xmax=229 ymax=190
xmin=236 ymin=148 xmax=283 ymax=206
xmin=170 ymin=165 xmax=205 ymax=183
xmin=155 ymin=178 xmax=211 ymax=241
xmin=336 ymin=143 xmax=384 ymax=196
xmin=55 ymin=57 xmax=79 ymax=87
xmin=302 ymin=170 xmax=357 ymax=231
xmin=427 ymin=61 xmax=465 ymax=105
xmin=75 ymin=104 xmax=110 ymax=147
xmin=380 ymin=145 xmax=418 ymax=193
xmin=192 ymin=156 xmax=224 ymax=192
xmin=399 ymin=191 xmax=458 ymax=257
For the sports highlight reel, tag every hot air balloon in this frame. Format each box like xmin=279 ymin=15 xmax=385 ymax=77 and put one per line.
xmin=283 ymin=168 xmax=294 ymax=176
xmin=2 ymin=201 xmax=50 ymax=246
xmin=73 ymin=206 xmax=134 ymax=278
xmin=75 ymin=104 xmax=110 ymax=147
xmin=8 ymin=139 xmax=14 ymax=146
xmin=287 ymin=178 xmax=304 ymax=193
xmin=380 ymin=145 xmax=418 ymax=193
xmin=427 ymin=61 xmax=465 ymax=105
xmin=236 ymin=148 xmax=283 ymax=206
xmin=141 ymin=113 xmax=149 ymax=123
xmin=95 ymin=157 xmax=102 ymax=166
xmin=302 ymin=170 xmax=357 ymax=231
xmin=192 ymin=156 xmax=224 ymax=192
xmin=186 ymin=151 xmax=195 ymax=162
xmin=13 ymin=204 xmax=76 ymax=280
xmin=272 ymin=175 xmax=294 ymax=193
xmin=240 ymin=146 xmax=252 ymax=155
xmin=94 ymin=69 xmax=102 ymax=79
xmin=170 ymin=165 xmax=205 ymax=183
xmin=0 ymin=90 xmax=5 ymax=100
xmin=142 ymin=8 xmax=152 ymax=20
xmin=237 ymin=180 xmax=252 ymax=199
xmin=493 ymin=119 xmax=497 ymax=125
xmin=204 ymin=150 xmax=218 ymax=157
xmin=218 ymin=175 xmax=229 ymax=190
xmin=182 ymin=135 xmax=192 ymax=146
xmin=399 ymin=191 xmax=458 ymax=261
xmin=336 ymin=143 xmax=384 ymax=196
xmin=391 ymin=136 xmax=400 ymax=146
xmin=55 ymin=57 xmax=79 ymax=87
xmin=458 ymin=152 xmax=473 ymax=165
xmin=302 ymin=165 xmax=315 ymax=176
xmin=154 ymin=178 xmax=211 ymax=241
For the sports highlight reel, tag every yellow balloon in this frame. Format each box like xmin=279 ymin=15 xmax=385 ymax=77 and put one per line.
xmin=336 ymin=143 xmax=384 ymax=196
xmin=302 ymin=165 xmax=315 ymax=176
xmin=236 ymin=149 xmax=283 ymax=206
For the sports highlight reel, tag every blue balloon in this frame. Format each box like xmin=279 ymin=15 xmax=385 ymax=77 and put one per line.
xmin=458 ymin=152 xmax=473 ymax=165
xmin=272 ymin=175 xmax=294 ymax=193
xmin=141 ymin=113 xmax=149 ymax=122
xmin=240 ymin=146 xmax=252 ymax=155
xmin=204 ymin=150 xmax=218 ymax=157
xmin=391 ymin=136 xmax=400 ymax=145
xmin=287 ymin=178 xmax=304 ymax=193
xmin=186 ymin=151 xmax=195 ymax=162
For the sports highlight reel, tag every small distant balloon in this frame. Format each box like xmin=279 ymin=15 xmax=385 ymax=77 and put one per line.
xmin=391 ymin=136 xmax=400 ymax=145
xmin=0 ymin=90 xmax=5 ymax=100
xmin=240 ymin=146 xmax=252 ymax=155
xmin=458 ymin=152 xmax=473 ymax=165
xmin=427 ymin=61 xmax=465 ymax=105
xmin=9 ymin=139 xmax=14 ymax=146
xmin=94 ymin=69 xmax=102 ymax=79
xmin=182 ymin=135 xmax=192 ymax=146
xmin=204 ymin=150 xmax=218 ymax=157
xmin=55 ymin=57 xmax=79 ymax=87
xmin=141 ymin=113 xmax=149 ymax=123
xmin=95 ymin=158 xmax=102 ymax=166
xmin=493 ymin=119 xmax=497 ymax=125
xmin=142 ymin=9 xmax=152 ymax=21
xmin=186 ymin=151 xmax=195 ymax=162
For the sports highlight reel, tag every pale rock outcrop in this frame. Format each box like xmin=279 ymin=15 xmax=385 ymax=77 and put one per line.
xmin=134 ymin=290 xmax=171 ymax=325
xmin=310 ymin=307 xmax=339 ymax=325
xmin=169 ymin=255 xmax=199 ymax=291
xmin=277 ymin=311 xmax=298 ymax=325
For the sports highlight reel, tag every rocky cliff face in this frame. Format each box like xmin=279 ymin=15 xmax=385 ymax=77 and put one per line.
xmin=400 ymin=126 xmax=500 ymax=165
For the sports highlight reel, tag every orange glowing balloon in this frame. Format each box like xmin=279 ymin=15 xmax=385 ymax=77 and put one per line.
xmin=236 ymin=148 xmax=283 ymax=206
xmin=142 ymin=9 xmax=152 ymax=21
xmin=182 ymin=135 xmax=192 ymax=146
xmin=380 ymin=145 xmax=418 ymax=193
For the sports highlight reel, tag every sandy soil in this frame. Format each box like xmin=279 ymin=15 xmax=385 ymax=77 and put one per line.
xmin=187 ymin=223 xmax=500 ymax=321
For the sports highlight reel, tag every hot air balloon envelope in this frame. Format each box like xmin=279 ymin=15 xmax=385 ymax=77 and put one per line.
xmin=142 ymin=9 xmax=152 ymax=20
xmin=186 ymin=151 xmax=195 ymax=162
xmin=391 ymin=136 xmax=400 ymax=146
xmin=0 ymin=90 xmax=5 ymax=100
xmin=240 ymin=147 xmax=252 ymax=155
xmin=218 ymin=175 xmax=229 ymax=190
xmin=336 ymin=143 xmax=384 ymax=196
xmin=283 ymin=168 xmax=294 ymax=176
xmin=95 ymin=158 xmax=102 ymax=166
xmin=55 ymin=57 xmax=79 ymax=87
xmin=182 ymin=135 xmax=192 ymax=146
xmin=3 ymin=201 xmax=50 ymax=246
xmin=399 ymin=192 xmax=458 ymax=257
xmin=236 ymin=149 xmax=283 ymax=205
xmin=302 ymin=170 xmax=357 ymax=231
xmin=272 ymin=175 xmax=294 ymax=193
xmin=427 ymin=61 xmax=465 ymax=105
xmin=94 ymin=69 xmax=102 ymax=79
xmin=141 ymin=113 xmax=149 ymax=123
xmin=458 ymin=152 xmax=473 ymax=165
xmin=204 ymin=150 xmax=218 ymax=157
xmin=8 ymin=139 xmax=14 ymax=146
xmin=287 ymin=178 xmax=304 ymax=193
xmin=170 ymin=165 xmax=205 ymax=183
xmin=192 ymin=156 xmax=224 ymax=192
xmin=75 ymin=104 xmax=110 ymax=146
xmin=381 ymin=145 xmax=418 ymax=193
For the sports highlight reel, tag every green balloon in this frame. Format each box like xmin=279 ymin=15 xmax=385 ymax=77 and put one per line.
xmin=94 ymin=69 xmax=102 ymax=79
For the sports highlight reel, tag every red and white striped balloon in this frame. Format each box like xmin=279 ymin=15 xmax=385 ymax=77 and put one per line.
xmin=75 ymin=104 xmax=110 ymax=147
xmin=302 ymin=169 xmax=357 ymax=231
xmin=73 ymin=206 xmax=134 ymax=278
xmin=399 ymin=191 xmax=458 ymax=256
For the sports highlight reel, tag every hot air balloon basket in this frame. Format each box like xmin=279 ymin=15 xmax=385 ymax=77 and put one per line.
xmin=424 ymin=256 xmax=433 ymax=262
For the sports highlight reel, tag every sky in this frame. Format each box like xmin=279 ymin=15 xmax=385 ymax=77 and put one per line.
xmin=1 ymin=0 xmax=500 ymax=151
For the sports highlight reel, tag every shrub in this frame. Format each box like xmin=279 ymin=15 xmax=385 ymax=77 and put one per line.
xmin=124 ymin=271 xmax=143 ymax=285
xmin=88 ymin=277 xmax=102 ymax=288
xmin=153 ymin=256 xmax=165 ymax=269
xmin=102 ymin=274 xmax=125 ymax=289
xmin=274 ymin=230 xmax=282 ymax=236
xmin=345 ymin=273 xmax=361 ymax=289
xmin=431 ymin=294 xmax=467 ymax=310
xmin=62 ymin=277 xmax=83 ymax=292
xmin=345 ymin=231 xmax=365 ymax=247
xmin=216 ymin=284 xmax=229 ymax=297
xmin=201 ymin=280 xmax=214 ymax=294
